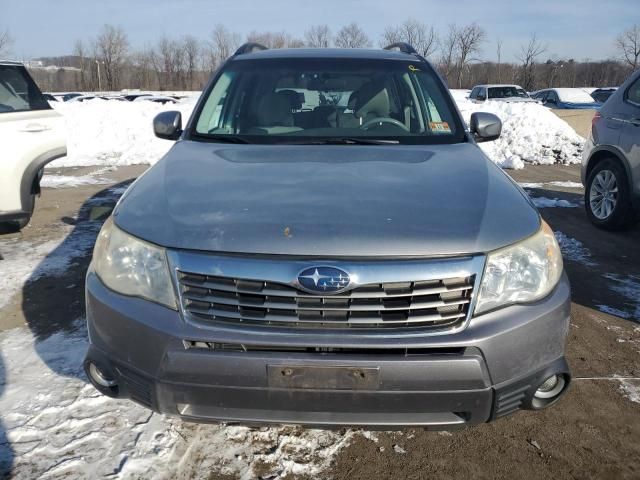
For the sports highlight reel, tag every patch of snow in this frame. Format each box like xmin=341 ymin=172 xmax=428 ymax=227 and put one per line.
xmin=595 ymin=305 xmax=632 ymax=320
xmin=618 ymin=380 xmax=640 ymax=404
xmin=530 ymin=196 xmax=579 ymax=208
xmin=0 ymin=324 xmax=366 ymax=479
xmin=554 ymin=231 xmax=596 ymax=266
xmin=0 ymin=221 xmax=98 ymax=309
xmin=602 ymin=274 xmax=640 ymax=321
xmin=454 ymin=97 xmax=585 ymax=169
xmin=547 ymin=181 xmax=583 ymax=188
xmin=519 ymin=181 xmax=583 ymax=189
xmin=40 ymin=174 xmax=113 ymax=189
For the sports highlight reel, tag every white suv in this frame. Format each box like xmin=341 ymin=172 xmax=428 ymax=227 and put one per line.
xmin=0 ymin=61 xmax=66 ymax=231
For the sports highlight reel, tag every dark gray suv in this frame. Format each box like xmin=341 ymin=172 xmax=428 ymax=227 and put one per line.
xmin=582 ymin=69 xmax=640 ymax=230
xmin=84 ymin=43 xmax=571 ymax=428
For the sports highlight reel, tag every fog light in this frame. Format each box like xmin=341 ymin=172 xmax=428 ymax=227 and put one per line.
xmin=534 ymin=374 xmax=565 ymax=399
xmin=89 ymin=362 xmax=117 ymax=388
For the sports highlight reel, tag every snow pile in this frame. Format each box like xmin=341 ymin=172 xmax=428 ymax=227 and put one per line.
xmin=50 ymin=97 xmax=197 ymax=167
xmin=0 ymin=323 xmax=365 ymax=479
xmin=454 ymin=97 xmax=585 ymax=169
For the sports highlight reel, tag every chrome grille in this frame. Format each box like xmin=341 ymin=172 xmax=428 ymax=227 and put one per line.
xmin=178 ymin=272 xmax=475 ymax=329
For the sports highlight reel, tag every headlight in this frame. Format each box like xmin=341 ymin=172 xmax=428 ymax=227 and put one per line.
xmin=91 ymin=217 xmax=176 ymax=309
xmin=475 ymin=221 xmax=563 ymax=315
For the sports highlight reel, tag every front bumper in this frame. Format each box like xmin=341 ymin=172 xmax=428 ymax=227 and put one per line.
xmin=84 ymin=271 xmax=571 ymax=427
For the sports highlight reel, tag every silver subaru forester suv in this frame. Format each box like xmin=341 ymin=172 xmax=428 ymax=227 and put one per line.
xmin=582 ymin=68 xmax=640 ymax=230
xmin=84 ymin=43 xmax=571 ymax=428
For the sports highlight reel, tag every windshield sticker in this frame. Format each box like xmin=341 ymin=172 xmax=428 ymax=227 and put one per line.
xmin=408 ymin=65 xmax=420 ymax=72
xmin=430 ymin=121 xmax=451 ymax=133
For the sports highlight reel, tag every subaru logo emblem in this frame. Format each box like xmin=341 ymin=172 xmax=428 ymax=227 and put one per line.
xmin=297 ymin=266 xmax=351 ymax=294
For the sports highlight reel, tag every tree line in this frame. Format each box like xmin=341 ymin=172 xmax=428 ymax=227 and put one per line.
xmin=2 ymin=22 xmax=638 ymax=93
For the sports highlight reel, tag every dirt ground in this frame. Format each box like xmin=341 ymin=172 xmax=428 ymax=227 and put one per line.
xmin=552 ymin=109 xmax=597 ymax=138
xmin=1 ymin=163 xmax=639 ymax=479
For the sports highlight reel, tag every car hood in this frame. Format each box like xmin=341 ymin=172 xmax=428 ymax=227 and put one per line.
xmin=114 ymin=142 xmax=540 ymax=257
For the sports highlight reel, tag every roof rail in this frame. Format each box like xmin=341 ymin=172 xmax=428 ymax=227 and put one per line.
xmin=234 ymin=42 xmax=268 ymax=56
xmin=383 ymin=43 xmax=418 ymax=55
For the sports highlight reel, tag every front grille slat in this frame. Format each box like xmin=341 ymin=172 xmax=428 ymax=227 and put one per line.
xmin=179 ymin=277 xmax=473 ymax=299
xmin=179 ymin=271 xmax=474 ymax=330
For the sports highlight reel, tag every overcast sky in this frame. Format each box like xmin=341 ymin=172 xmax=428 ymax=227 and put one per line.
xmin=2 ymin=0 xmax=637 ymax=61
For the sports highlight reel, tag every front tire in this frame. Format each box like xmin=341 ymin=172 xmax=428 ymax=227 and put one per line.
xmin=585 ymin=159 xmax=636 ymax=230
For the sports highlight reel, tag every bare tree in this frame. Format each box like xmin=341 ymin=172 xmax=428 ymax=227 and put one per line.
xmin=517 ymin=33 xmax=546 ymax=91
xmin=455 ymin=23 xmax=486 ymax=88
xmin=182 ymin=35 xmax=200 ymax=89
xmin=616 ymin=24 xmax=640 ymax=71
xmin=0 ymin=28 xmax=12 ymax=57
xmin=437 ymin=25 xmax=459 ymax=84
xmin=305 ymin=25 xmax=332 ymax=48
xmin=206 ymin=24 xmax=241 ymax=72
xmin=334 ymin=22 xmax=371 ymax=48
xmin=381 ymin=19 xmax=438 ymax=58
xmin=73 ymin=39 xmax=91 ymax=90
xmin=247 ymin=31 xmax=303 ymax=49
xmin=94 ymin=25 xmax=129 ymax=90
xmin=496 ymin=38 xmax=503 ymax=83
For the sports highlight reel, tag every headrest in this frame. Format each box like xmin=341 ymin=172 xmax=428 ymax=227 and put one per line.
xmin=355 ymin=82 xmax=390 ymax=119
xmin=256 ymin=92 xmax=294 ymax=127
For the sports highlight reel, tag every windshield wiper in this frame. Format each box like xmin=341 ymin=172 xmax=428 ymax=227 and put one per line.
xmin=273 ymin=137 xmax=399 ymax=145
xmin=195 ymin=133 xmax=252 ymax=144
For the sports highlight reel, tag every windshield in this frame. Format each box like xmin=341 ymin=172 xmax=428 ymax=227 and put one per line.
xmin=192 ymin=58 xmax=464 ymax=145
xmin=488 ymin=86 xmax=529 ymax=99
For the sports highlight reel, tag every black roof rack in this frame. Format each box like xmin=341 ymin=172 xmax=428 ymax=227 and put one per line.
xmin=234 ymin=42 xmax=268 ymax=56
xmin=383 ymin=43 xmax=418 ymax=55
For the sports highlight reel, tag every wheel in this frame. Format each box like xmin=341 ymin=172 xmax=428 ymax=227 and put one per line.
xmin=0 ymin=217 xmax=29 ymax=233
xmin=585 ymin=159 xmax=636 ymax=230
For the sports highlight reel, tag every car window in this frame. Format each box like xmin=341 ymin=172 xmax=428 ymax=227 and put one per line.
xmin=627 ymin=77 xmax=640 ymax=105
xmin=0 ymin=65 xmax=50 ymax=113
xmin=193 ymin=58 xmax=465 ymax=145
xmin=488 ymin=86 xmax=526 ymax=99
xmin=469 ymin=87 xmax=479 ymax=99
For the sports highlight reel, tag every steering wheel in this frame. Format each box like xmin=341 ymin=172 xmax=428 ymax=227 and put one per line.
xmin=360 ymin=117 xmax=410 ymax=132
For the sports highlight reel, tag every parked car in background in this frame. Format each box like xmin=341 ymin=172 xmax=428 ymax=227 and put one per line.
xmin=590 ymin=88 xmax=617 ymax=104
xmin=42 ymin=93 xmax=58 ymax=102
xmin=582 ymin=70 xmax=640 ymax=230
xmin=84 ymin=43 xmax=571 ymax=429
xmin=531 ymin=88 xmax=600 ymax=109
xmin=0 ymin=61 xmax=66 ymax=231
xmin=133 ymin=94 xmax=178 ymax=105
xmin=468 ymin=84 xmax=535 ymax=103
xmin=62 ymin=92 xmax=82 ymax=101
xmin=67 ymin=95 xmax=112 ymax=102
xmin=122 ymin=93 xmax=152 ymax=101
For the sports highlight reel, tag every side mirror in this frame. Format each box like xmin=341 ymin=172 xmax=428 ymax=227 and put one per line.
xmin=477 ymin=94 xmax=486 ymax=101
xmin=546 ymin=97 xmax=557 ymax=105
xmin=153 ymin=111 xmax=182 ymax=140
xmin=470 ymin=112 xmax=502 ymax=142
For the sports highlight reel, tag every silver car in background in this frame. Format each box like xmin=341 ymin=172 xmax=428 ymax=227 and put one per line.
xmin=582 ymin=69 xmax=640 ymax=230
xmin=84 ymin=43 xmax=571 ymax=428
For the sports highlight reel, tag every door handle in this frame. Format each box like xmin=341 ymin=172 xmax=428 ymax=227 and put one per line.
xmin=20 ymin=123 xmax=51 ymax=132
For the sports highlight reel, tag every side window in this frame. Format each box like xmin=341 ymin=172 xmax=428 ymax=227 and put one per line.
xmin=478 ymin=87 xmax=487 ymax=100
xmin=0 ymin=65 xmax=49 ymax=113
xmin=469 ymin=87 xmax=479 ymax=99
xmin=626 ymin=77 xmax=640 ymax=105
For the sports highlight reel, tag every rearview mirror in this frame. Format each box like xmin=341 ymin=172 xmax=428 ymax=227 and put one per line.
xmin=153 ymin=111 xmax=182 ymax=140
xmin=470 ymin=112 xmax=502 ymax=142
